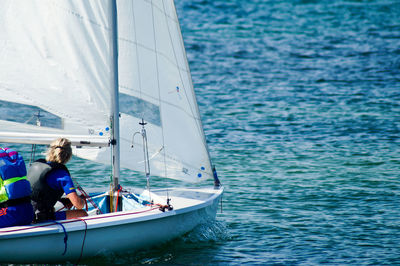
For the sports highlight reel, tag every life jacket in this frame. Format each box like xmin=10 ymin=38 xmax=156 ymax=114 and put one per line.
xmin=0 ymin=148 xmax=32 ymax=207
xmin=27 ymin=159 xmax=70 ymax=214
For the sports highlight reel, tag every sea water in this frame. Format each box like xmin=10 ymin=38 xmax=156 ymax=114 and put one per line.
xmin=7 ymin=0 xmax=400 ymax=264
xmin=165 ymin=1 xmax=399 ymax=265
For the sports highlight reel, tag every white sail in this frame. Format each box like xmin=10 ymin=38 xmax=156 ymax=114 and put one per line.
xmin=0 ymin=0 xmax=113 ymax=143
xmin=120 ymin=0 xmax=213 ymax=182
xmin=0 ymin=0 xmax=212 ymax=183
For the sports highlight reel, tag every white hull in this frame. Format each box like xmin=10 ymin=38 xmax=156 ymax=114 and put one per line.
xmin=0 ymin=186 xmax=223 ymax=263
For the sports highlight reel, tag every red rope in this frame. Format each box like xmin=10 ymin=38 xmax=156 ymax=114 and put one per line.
xmin=77 ymin=186 xmax=102 ymax=214
xmin=114 ymin=186 xmax=122 ymax=212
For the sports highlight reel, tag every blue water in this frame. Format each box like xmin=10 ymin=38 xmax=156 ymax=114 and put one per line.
xmin=6 ymin=0 xmax=400 ymax=265
xmin=177 ymin=1 xmax=400 ymax=264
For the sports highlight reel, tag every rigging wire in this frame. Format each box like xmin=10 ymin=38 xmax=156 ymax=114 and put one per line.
xmin=150 ymin=0 xmax=168 ymax=180
xmin=130 ymin=0 xmax=145 ymax=120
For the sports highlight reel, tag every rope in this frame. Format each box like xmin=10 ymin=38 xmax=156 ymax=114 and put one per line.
xmin=53 ymin=221 xmax=68 ymax=256
xmin=114 ymin=186 xmax=122 ymax=212
xmin=75 ymin=218 xmax=88 ymax=265
xmin=109 ymin=183 xmax=114 ymax=212
xmin=76 ymin=184 xmax=103 ymax=214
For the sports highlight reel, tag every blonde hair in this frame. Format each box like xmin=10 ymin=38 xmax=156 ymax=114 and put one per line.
xmin=46 ymin=138 xmax=72 ymax=164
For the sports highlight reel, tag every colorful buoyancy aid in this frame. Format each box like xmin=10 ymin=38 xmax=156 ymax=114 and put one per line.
xmin=0 ymin=148 xmax=32 ymax=205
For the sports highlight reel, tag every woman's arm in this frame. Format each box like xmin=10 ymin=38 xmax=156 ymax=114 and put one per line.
xmin=66 ymin=192 xmax=85 ymax=209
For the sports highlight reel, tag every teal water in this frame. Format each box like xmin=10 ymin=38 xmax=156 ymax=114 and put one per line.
xmin=6 ymin=0 xmax=400 ymax=265
xmin=179 ymin=1 xmax=399 ymax=265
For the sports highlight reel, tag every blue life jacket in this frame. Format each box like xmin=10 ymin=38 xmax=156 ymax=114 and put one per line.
xmin=0 ymin=148 xmax=32 ymax=204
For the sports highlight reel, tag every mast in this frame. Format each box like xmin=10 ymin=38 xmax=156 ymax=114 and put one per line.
xmin=110 ymin=0 xmax=120 ymax=190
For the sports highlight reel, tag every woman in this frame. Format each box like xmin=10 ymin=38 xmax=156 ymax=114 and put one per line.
xmin=28 ymin=138 xmax=87 ymax=221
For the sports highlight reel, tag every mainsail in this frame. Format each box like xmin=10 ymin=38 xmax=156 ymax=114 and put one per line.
xmin=0 ymin=0 xmax=212 ymax=183
xmin=0 ymin=1 xmax=113 ymax=143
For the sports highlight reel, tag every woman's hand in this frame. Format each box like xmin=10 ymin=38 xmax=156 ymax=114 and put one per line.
xmin=66 ymin=192 xmax=85 ymax=209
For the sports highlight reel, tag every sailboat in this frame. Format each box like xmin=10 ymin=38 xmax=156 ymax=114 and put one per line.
xmin=0 ymin=0 xmax=223 ymax=263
